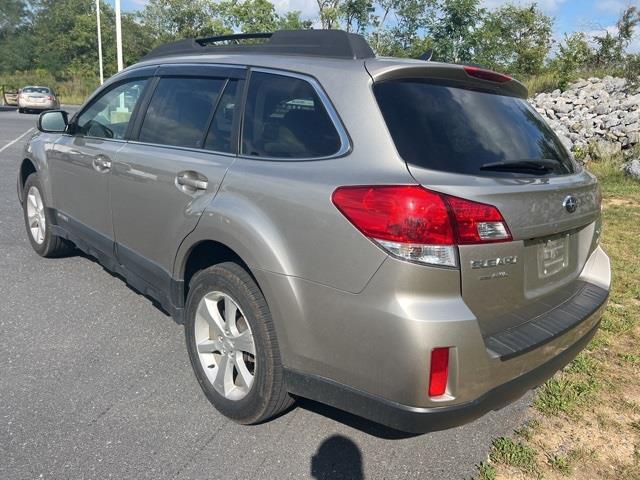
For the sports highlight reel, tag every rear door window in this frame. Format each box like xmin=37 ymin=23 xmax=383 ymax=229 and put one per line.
xmin=373 ymin=79 xmax=574 ymax=176
xmin=139 ymin=77 xmax=226 ymax=148
xmin=241 ymin=72 xmax=341 ymax=158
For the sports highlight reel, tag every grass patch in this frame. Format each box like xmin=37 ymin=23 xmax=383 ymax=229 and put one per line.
xmin=489 ymin=437 xmax=538 ymax=474
xmin=566 ymin=352 xmax=600 ymax=375
xmin=514 ymin=419 xmax=541 ymax=441
xmin=475 ymin=462 xmax=496 ymax=480
xmin=534 ymin=376 xmax=600 ymax=416
xmin=618 ymin=353 xmax=640 ymax=365
xmin=547 ymin=453 xmax=572 ymax=475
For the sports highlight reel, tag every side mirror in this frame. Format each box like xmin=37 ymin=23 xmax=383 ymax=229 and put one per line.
xmin=38 ymin=110 xmax=68 ymax=133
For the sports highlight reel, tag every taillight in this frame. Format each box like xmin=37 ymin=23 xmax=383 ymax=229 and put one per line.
xmin=47 ymin=95 xmax=53 ymax=100
xmin=331 ymin=185 xmax=511 ymax=267
xmin=463 ymin=65 xmax=511 ymax=83
xmin=447 ymin=195 xmax=511 ymax=244
xmin=429 ymin=347 xmax=450 ymax=397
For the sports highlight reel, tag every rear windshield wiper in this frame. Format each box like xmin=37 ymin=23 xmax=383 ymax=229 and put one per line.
xmin=479 ymin=159 xmax=561 ymax=173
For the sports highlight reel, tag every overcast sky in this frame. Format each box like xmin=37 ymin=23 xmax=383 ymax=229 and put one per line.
xmin=120 ymin=0 xmax=640 ymax=52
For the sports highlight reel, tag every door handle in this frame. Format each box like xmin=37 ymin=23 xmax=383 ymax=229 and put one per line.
xmin=176 ymin=172 xmax=208 ymax=191
xmin=92 ymin=156 xmax=111 ymax=173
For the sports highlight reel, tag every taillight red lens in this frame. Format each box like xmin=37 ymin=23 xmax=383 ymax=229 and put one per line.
xmin=332 ymin=185 xmax=511 ymax=245
xmin=463 ymin=65 xmax=511 ymax=83
xmin=429 ymin=347 xmax=449 ymax=397
xmin=446 ymin=195 xmax=512 ymax=244
xmin=331 ymin=186 xmax=454 ymax=245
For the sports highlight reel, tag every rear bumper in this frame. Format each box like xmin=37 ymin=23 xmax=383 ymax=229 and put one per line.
xmin=264 ymin=244 xmax=609 ymax=432
xmin=285 ymin=317 xmax=601 ymax=433
xmin=18 ymin=101 xmax=56 ymax=110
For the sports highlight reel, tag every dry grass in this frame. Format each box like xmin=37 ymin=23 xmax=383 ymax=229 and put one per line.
xmin=478 ymin=157 xmax=640 ymax=480
xmin=520 ymin=68 xmax=626 ymax=97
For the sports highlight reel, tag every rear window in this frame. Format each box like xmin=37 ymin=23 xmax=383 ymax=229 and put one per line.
xmin=23 ymin=87 xmax=50 ymax=94
xmin=373 ymin=79 xmax=574 ymax=176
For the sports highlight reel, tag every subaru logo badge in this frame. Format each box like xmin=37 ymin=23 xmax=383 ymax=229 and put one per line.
xmin=563 ymin=195 xmax=578 ymax=213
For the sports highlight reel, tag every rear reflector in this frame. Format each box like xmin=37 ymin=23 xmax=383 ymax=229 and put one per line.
xmin=429 ymin=347 xmax=449 ymax=397
xmin=331 ymin=185 xmax=511 ymax=267
xmin=463 ymin=65 xmax=511 ymax=83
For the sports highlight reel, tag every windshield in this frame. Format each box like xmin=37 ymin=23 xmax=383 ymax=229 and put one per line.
xmin=373 ymin=79 xmax=574 ymax=176
xmin=23 ymin=87 xmax=50 ymax=94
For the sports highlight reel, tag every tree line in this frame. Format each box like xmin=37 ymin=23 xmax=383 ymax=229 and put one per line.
xmin=1 ymin=0 xmax=639 ymax=94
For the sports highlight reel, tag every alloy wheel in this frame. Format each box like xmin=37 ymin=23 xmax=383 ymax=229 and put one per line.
xmin=26 ymin=186 xmax=46 ymax=245
xmin=194 ymin=291 xmax=256 ymax=401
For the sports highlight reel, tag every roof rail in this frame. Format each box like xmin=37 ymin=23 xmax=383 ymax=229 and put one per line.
xmin=142 ymin=30 xmax=376 ymax=61
xmin=195 ymin=32 xmax=273 ymax=46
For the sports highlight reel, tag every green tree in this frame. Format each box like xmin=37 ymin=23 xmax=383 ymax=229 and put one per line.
xmin=340 ymin=0 xmax=372 ymax=33
xmin=369 ymin=0 xmax=436 ymax=57
xmin=0 ymin=0 xmax=30 ymax=38
xmin=429 ymin=0 xmax=484 ymax=63
xmin=549 ymin=32 xmax=593 ymax=88
xmin=317 ymin=0 xmax=341 ymax=29
xmin=277 ymin=11 xmax=313 ymax=30
xmin=475 ymin=3 xmax=553 ymax=75
xmin=138 ymin=0 xmax=228 ymax=42
xmin=593 ymin=6 xmax=640 ymax=68
xmin=216 ymin=0 xmax=310 ymax=33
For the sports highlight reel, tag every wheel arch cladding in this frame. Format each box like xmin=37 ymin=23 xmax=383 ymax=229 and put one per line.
xmin=18 ymin=158 xmax=37 ymax=201
xmin=180 ymin=240 xmax=257 ymax=303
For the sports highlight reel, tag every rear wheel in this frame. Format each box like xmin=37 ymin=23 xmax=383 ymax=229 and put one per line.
xmin=185 ymin=262 xmax=293 ymax=424
xmin=22 ymin=174 xmax=72 ymax=257
xmin=18 ymin=108 xmax=24 ymax=114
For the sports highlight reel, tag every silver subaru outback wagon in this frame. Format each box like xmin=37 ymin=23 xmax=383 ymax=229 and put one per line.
xmin=18 ymin=30 xmax=610 ymax=433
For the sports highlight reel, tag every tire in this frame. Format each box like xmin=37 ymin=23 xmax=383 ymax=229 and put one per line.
xmin=185 ymin=262 xmax=294 ymax=424
xmin=22 ymin=173 xmax=73 ymax=257
xmin=18 ymin=108 xmax=24 ymax=114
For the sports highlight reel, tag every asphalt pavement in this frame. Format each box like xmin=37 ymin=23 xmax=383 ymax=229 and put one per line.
xmin=0 ymin=106 xmax=532 ymax=480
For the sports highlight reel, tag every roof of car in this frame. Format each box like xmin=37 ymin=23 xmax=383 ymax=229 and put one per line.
xmin=124 ymin=30 xmax=527 ymax=98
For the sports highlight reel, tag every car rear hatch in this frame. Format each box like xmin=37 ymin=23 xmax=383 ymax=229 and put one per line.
xmin=367 ymin=60 xmax=604 ymax=347
xmin=23 ymin=89 xmax=49 ymax=103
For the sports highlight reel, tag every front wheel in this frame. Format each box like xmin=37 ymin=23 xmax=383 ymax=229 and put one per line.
xmin=184 ymin=262 xmax=293 ymax=424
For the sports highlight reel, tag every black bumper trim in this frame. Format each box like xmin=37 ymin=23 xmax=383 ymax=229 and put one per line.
xmin=284 ymin=320 xmax=600 ymax=433
xmin=484 ymin=282 xmax=608 ymax=360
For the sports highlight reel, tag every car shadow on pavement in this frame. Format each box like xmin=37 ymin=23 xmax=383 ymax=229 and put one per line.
xmin=311 ymin=434 xmax=364 ymax=480
xmin=297 ymin=398 xmax=419 ymax=440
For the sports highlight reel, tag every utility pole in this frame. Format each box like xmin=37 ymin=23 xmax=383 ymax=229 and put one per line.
xmin=115 ymin=0 xmax=123 ymax=72
xmin=96 ymin=0 xmax=104 ymax=84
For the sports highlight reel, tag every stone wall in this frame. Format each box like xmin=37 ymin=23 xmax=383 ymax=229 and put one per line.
xmin=530 ymin=76 xmax=639 ymax=161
